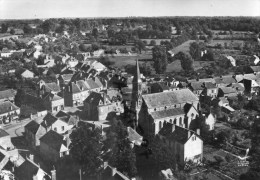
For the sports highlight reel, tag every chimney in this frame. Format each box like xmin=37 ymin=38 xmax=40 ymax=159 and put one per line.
xmin=29 ymin=154 xmax=34 ymax=162
xmin=10 ymin=106 xmax=13 ymax=111
xmin=196 ymin=129 xmax=200 ymax=135
xmin=112 ymin=167 xmax=117 ymax=176
xmin=51 ymin=166 xmax=56 ymax=180
xmin=172 ymin=124 xmax=175 ymax=132
xmin=102 ymin=93 xmax=106 ymax=105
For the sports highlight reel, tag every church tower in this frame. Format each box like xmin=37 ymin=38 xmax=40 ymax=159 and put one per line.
xmin=131 ymin=59 xmax=142 ymax=126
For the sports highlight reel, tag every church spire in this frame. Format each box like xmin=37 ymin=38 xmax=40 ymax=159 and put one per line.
xmin=133 ymin=59 xmax=141 ymax=83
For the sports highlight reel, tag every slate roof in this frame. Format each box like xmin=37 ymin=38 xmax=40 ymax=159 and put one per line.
xmin=0 ymin=129 xmax=9 ymax=138
xmin=41 ymin=113 xmax=57 ymax=128
xmin=85 ymin=79 xmax=100 ymax=89
xmin=40 ymin=130 xmax=65 ymax=152
xmin=25 ymin=121 xmax=40 ymax=135
xmin=84 ymin=92 xmax=103 ymax=106
xmin=214 ymin=76 xmax=236 ymax=85
xmin=142 ymin=89 xmax=199 ymax=109
xmin=45 ymin=82 xmax=60 ymax=92
xmin=15 ymin=158 xmax=51 ymax=180
xmin=56 ymin=111 xmax=78 ymax=125
xmin=71 ymin=82 xmax=81 ymax=93
xmin=219 ymin=87 xmax=237 ymax=94
xmin=0 ymin=101 xmax=19 ymax=115
xmin=76 ymin=80 xmax=89 ymax=91
xmin=190 ymin=82 xmax=205 ymax=91
xmin=159 ymin=122 xmax=199 ymax=144
xmin=60 ymin=74 xmax=73 ymax=82
xmin=150 ymin=108 xmax=185 ymax=120
xmin=0 ymin=89 xmax=16 ymax=100
xmin=250 ymin=66 xmax=260 ymax=72
xmin=42 ymin=93 xmax=63 ymax=101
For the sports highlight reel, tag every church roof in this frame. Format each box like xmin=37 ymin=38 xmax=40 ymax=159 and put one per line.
xmin=150 ymin=108 xmax=185 ymax=120
xmin=142 ymin=89 xmax=198 ymax=109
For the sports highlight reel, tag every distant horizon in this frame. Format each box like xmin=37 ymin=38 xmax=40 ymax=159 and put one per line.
xmin=1 ymin=0 xmax=259 ymax=20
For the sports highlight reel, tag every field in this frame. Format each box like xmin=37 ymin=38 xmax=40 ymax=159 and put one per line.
xmin=172 ymin=40 xmax=204 ymax=54
xmin=108 ymin=54 xmax=152 ymax=68
xmin=166 ymin=60 xmax=212 ymax=73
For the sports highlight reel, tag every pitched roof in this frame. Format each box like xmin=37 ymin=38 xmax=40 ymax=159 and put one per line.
xmin=84 ymin=92 xmax=103 ymax=106
xmin=42 ymin=93 xmax=63 ymax=101
xmin=40 ymin=130 xmax=66 ymax=152
xmin=159 ymin=122 xmax=199 ymax=144
xmin=0 ymin=101 xmax=19 ymax=115
xmin=127 ymin=127 xmax=143 ymax=146
xmin=0 ymin=89 xmax=16 ymax=100
xmin=71 ymin=82 xmax=81 ymax=93
xmin=56 ymin=111 xmax=78 ymax=125
xmin=0 ymin=129 xmax=9 ymax=138
xmin=214 ymin=75 xmax=236 ymax=85
xmin=60 ymin=74 xmax=73 ymax=82
xmin=219 ymin=87 xmax=237 ymax=94
xmin=85 ymin=79 xmax=100 ymax=89
xmin=150 ymin=108 xmax=185 ymax=120
xmin=45 ymin=82 xmax=60 ymax=92
xmin=41 ymin=113 xmax=58 ymax=128
xmin=142 ymin=89 xmax=199 ymax=109
xmin=15 ymin=158 xmax=51 ymax=180
xmin=250 ymin=66 xmax=260 ymax=72
xmin=25 ymin=121 xmax=40 ymax=135
xmin=76 ymin=80 xmax=89 ymax=91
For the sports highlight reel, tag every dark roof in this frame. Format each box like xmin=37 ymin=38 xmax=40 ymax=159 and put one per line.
xmin=15 ymin=159 xmax=51 ymax=180
xmin=45 ymin=82 xmax=60 ymax=92
xmin=84 ymin=92 xmax=103 ymax=106
xmin=25 ymin=121 xmax=40 ymax=135
xmin=150 ymin=108 xmax=185 ymax=120
xmin=71 ymin=82 xmax=81 ymax=93
xmin=219 ymin=87 xmax=237 ymax=94
xmin=250 ymin=66 xmax=260 ymax=72
xmin=0 ymin=89 xmax=16 ymax=100
xmin=0 ymin=129 xmax=9 ymax=138
xmin=42 ymin=92 xmax=63 ymax=101
xmin=55 ymin=110 xmax=69 ymax=118
xmin=151 ymin=82 xmax=170 ymax=91
xmin=159 ymin=122 xmax=198 ymax=144
xmin=56 ymin=111 xmax=78 ymax=125
xmin=0 ymin=101 xmax=19 ymax=115
xmin=41 ymin=113 xmax=58 ymax=128
xmin=85 ymin=79 xmax=100 ymax=89
xmin=40 ymin=130 xmax=65 ymax=152
xmin=142 ymin=89 xmax=199 ymax=109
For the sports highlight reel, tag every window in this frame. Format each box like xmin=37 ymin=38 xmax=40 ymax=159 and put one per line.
xmin=191 ymin=113 xmax=194 ymax=118
xmin=159 ymin=121 xmax=162 ymax=130
xmin=54 ymin=127 xmax=57 ymax=132
xmin=165 ymin=106 xmax=167 ymax=110
xmin=170 ymin=119 xmax=172 ymax=124
xmin=62 ymin=126 xmax=65 ymax=131
xmin=179 ymin=117 xmax=182 ymax=125
xmin=174 ymin=119 xmax=177 ymax=124
xmin=212 ymin=90 xmax=214 ymax=93
xmin=154 ymin=108 xmax=157 ymax=111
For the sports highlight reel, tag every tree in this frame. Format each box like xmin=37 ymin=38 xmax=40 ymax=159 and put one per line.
xmin=104 ymin=119 xmax=137 ymax=178
xmin=10 ymin=29 xmax=15 ymax=35
xmin=135 ymin=40 xmax=146 ymax=54
xmin=189 ymin=42 xmax=205 ymax=61
xmin=1 ymin=23 xmax=8 ymax=33
xmin=92 ymin=28 xmax=99 ymax=41
xmin=176 ymin=51 xmax=194 ymax=71
xmin=69 ymin=123 xmax=103 ymax=177
xmin=150 ymin=40 xmax=156 ymax=46
xmin=152 ymin=45 xmax=168 ymax=74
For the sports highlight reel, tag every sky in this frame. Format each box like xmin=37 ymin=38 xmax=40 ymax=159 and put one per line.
xmin=0 ymin=0 xmax=260 ymax=19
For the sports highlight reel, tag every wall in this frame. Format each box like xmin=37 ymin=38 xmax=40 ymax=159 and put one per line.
xmin=184 ymin=134 xmax=203 ymax=164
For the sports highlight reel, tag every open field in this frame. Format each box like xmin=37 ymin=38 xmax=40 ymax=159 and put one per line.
xmin=108 ymin=54 xmax=152 ymax=68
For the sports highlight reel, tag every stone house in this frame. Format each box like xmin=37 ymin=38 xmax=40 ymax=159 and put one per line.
xmin=39 ymin=130 xmax=69 ymax=162
xmin=0 ymin=101 xmax=20 ymax=124
xmin=158 ymin=123 xmax=203 ymax=167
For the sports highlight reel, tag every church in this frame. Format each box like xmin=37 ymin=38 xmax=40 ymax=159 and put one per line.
xmin=131 ymin=60 xmax=200 ymax=136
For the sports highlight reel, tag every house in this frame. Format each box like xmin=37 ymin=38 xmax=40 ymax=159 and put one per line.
xmin=84 ymin=91 xmax=124 ymax=121
xmin=0 ymin=34 xmax=20 ymax=41
xmin=0 ymin=101 xmax=20 ymax=124
xmin=138 ymin=89 xmax=200 ymax=135
xmin=58 ymin=74 xmax=73 ymax=87
xmin=0 ymin=48 xmax=12 ymax=57
xmin=237 ymin=74 xmax=259 ymax=94
xmin=188 ymin=82 xmax=205 ymax=96
xmin=214 ymin=75 xmax=236 ymax=87
xmin=93 ymin=49 xmax=105 ymax=57
xmin=42 ymin=92 xmax=64 ymax=113
xmin=127 ymin=127 xmax=143 ymax=147
xmin=21 ymin=69 xmax=34 ymax=79
xmin=40 ymin=113 xmax=74 ymax=134
xmin=38 ymin=80 xmax=61 ymax=95
xmin=201 ymin=82 xmax=218 ymax=98
xmin=101 ymin=162 xmax=130 ymax=180
xmin=0 ymin=129 xmax=14 ymax=150
xmin=24 ymin=120 xmax=47 ymax=149
xmin=64 ymin=79 xmax=102 ymax=107
xmin=218 ymin=87 xmax=238 ymax=97
xmin=0 ymin=89 xmax=17 ymax=102
xmin=84 ymin=120 xmax=110 ymax=136
xmin=15 ymin=155 xmax=55 ymax=180
xmin=158 ymin=123 xmax=203 ymax=166
xmin=39 ymin=130 xmax=69 ymax=162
